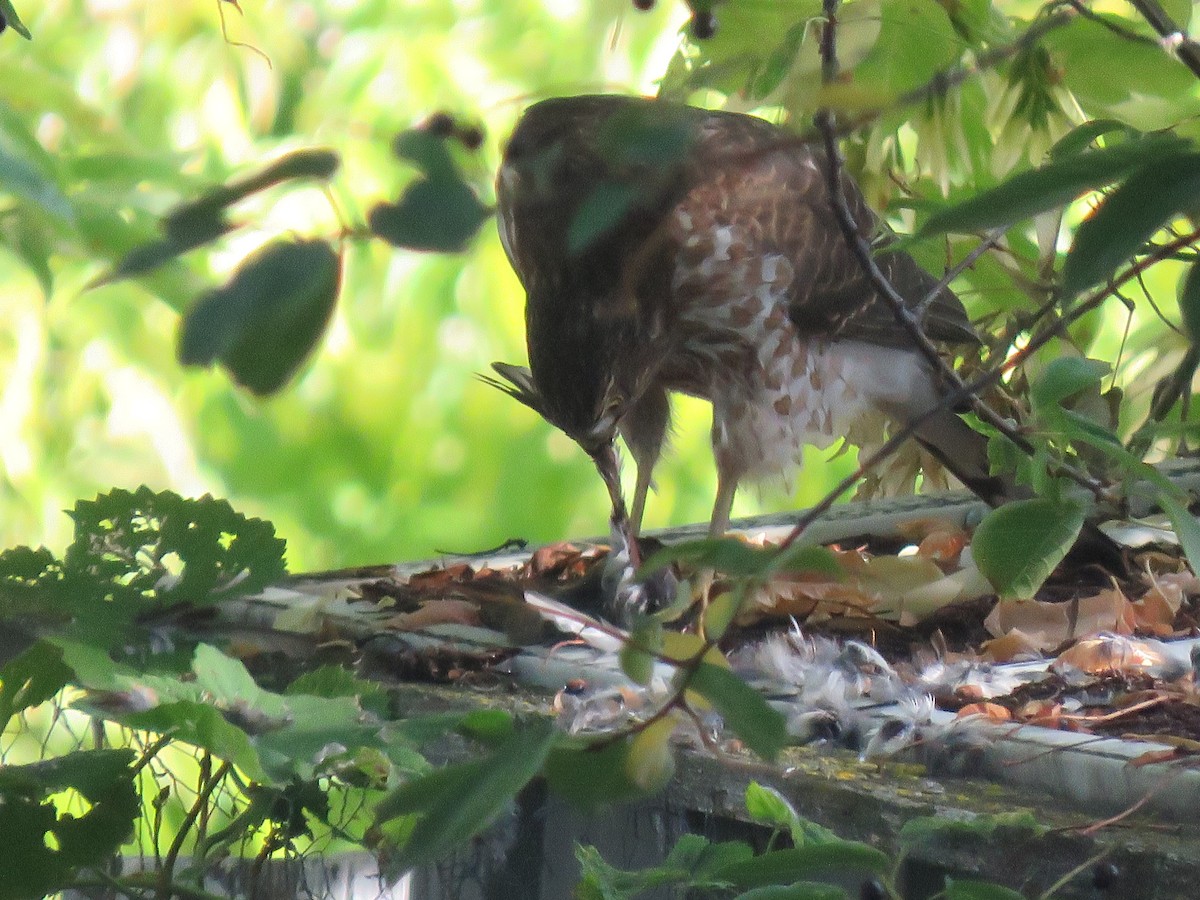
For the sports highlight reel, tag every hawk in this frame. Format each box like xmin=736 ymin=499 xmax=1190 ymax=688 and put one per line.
xmin=489 ymin=94 xmax=1005 ymax=598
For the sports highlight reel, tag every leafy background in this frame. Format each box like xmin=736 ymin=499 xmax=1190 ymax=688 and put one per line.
xmin=1 ymin=0 xmax=1197 ymax=575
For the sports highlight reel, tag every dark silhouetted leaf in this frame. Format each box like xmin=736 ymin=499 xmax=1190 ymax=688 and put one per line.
xmin=972 ymin=499 xmax=1086 ymax=600
xmin=93 ymin=217 xmax=234 ymax=288
xmin=378 ymin=719 xmax=557 ymax=873
xmin=178 ymin=238 xmax=341 ymax=394
xmin=568 ymin=181 xmax=640 ymax=255
xmin=369 ymin=177 xmax=488 ymax=252
xmin=1049 ymin=120 xmax=1136 ymax=160
xmin=64 ymin=487 xmax=287 ymax=606
xmin=917 ymin=136 xmax=1190 ymax=238
xmin=688 ymin=662 xmax=786 ymax=760
xmin=0 ymin=642 xmax=73 ymax=733
xmin=642 ymin=538 xmax=839 ymax=580
xmin=0 ymin=750 xmax=138 ymax=900
xmin=93 ymin=149 xmax=339 ymax=287
xmin=1181 ymin=260 xmax=1200 ymax=345
xmin=0 ymin=0 xmax=30 ymax=38
xmin=163 ymin=148 xmax=339 ymax=240
xmin=944 ymin=880 xmax=1026 ymax=900
xmin=392 ymin=129 xmax=461 ymax=181
xmin=713 ymin=844 xmax=890 ymax=890
xmin=735 ymin=884 xmax=847 ymax=899
xmin=1063 ymin=154 xmax=1200 ymax=296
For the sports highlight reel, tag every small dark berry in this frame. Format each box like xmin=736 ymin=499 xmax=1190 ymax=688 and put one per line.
xmin=457 ymin=125 xmax=485 ymax=151
xmin=1092 ymin=862 xmax=1119 ymax=891
xmin=691 ymin=11 xmax=717 ymax=40
xmin=859 ymin=879 xmax=886 ymax=900
xmin=633 ymin=0 xmax=655 ymax=10
xmin=423 ymin=112 xmax=456 ymax=137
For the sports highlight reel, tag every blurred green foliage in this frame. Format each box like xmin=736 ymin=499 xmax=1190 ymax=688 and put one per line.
xmin=2 ymin=0 xmax=1199 ymax=577
xmin=0 ymin=0 xmax=709 ymax=571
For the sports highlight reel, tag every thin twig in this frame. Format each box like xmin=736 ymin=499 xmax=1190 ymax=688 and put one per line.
xmin=778 ymin=226 xmax=1200 ymax=549
xmin=1127 ymin=0 xmax=1200 ymax=80
xmin=815 ymin=0 xmax=1107 ymax=504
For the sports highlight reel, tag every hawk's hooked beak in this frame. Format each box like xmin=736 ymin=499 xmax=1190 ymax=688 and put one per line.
xmin=590 ymin=441 xmax=640 ymax=571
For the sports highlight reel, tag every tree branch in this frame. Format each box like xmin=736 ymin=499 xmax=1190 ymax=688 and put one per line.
xmin=1127 ymin=0 xmax=1200 ymax=80
xmin=779 ymin=226 xmax=1200 ymax=550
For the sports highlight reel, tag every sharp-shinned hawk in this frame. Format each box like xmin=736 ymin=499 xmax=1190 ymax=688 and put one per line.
xmin=488 ymin=94 xmax=1007 ymax=600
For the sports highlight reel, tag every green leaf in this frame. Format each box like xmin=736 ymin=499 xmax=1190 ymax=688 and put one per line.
xmin=568 ymin=181 xmax=641 ymax=255
xmin=1180 ymin=260 xmax=1200 ymax=345
xmin=641 ymin=538 xmax=839 ymax=580
xmin=735 ymin=885 xmax=848 ymax=900
xmin=971 ymin=499 xmax=1086 ymax=600
xmin=1029 ymin=356 xmax=1109 ymax=416
xmin=1158 ymin=493 xmax=1200 ymax=581
xmin=0 ymin=113 xmax=71 ymax=220
xmin=620 ymin=617 xmax=661 ymax=685
xmin=392 ymin=129 xmax=462 ymax=181
xmin=369 ymin=177 xmax=489 ymax=252
xmin=178 ymin=238 xmax=342 ymax=394
xmin=123 ymin=700 xmax=270 ymax=782
xmin=688 ymin=663 xmax=787 ymax=760
xmin=0 ymin=642 xmax=73 ymax=733
xmin=163 ymin=148 xmax=339 ymax=240
xmin=63 ymin=487 xmax=287 ymax=607
xmin=917 ymin=135 xmax=1190 ymax=238
xmin=1049 ymin=120 xmax=1138 ymax=160
xmin=1063 ymin=154 xmax=1200 ymax=296
xmin=0 ymin=750 xmax=138 ymax=900
xmin=377 ymin=719 xmax=557 ymax=873
xmin=714 ymin=844 xmax=890 ymax=889
xmin=545 ymin=736 xmax=645 ymax=808
xmin=944 ymin=879 xmax=1026 ymax=900
xmin=1046 ymin=13 xmax=1200 ymax=130
xmin=745 ymin=781 xmax=797 ymax=830
xmin=0 ymin=0 xmax=32 ymax=38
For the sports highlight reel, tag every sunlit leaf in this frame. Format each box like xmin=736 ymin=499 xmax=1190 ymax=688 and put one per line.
xmin=620 ymin=618 xmax=661 ymax=685
xmin=972 ymin=499 xmax=1086 ymax=600
xmin=687 ymin=663 xmax=786 ymax=760
xmin=1046 ymin=13 xmax=1200 ymax=130
xmin=627 ymin=715 xmax=677 ymax=792
xmin=744 ymin=781 xmax=796 ymax=830
xmin=1063 ymin=154 xmax=1200 ymax=296
xmin=178 ymin=238 xmax=342 ymax=394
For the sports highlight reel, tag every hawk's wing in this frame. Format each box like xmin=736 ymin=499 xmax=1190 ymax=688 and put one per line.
xmin=674 ymin=111 xmax=978 ymax=351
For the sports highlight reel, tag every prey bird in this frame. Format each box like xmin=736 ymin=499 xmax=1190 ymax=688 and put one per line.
xmin=486 ymin=94 xmax=1012 ymax=617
